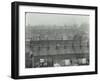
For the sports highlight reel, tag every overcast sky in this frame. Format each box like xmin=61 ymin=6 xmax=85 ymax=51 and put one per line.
xmin=25 ymin=12 xmax=89 ymax=27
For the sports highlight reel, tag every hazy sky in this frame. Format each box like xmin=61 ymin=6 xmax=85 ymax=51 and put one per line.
xmin=25 ymin=12 xmax=89 ymax=27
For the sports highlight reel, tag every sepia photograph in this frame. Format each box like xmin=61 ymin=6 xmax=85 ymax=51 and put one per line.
xmin=25 ymin=12 xmax=89 ymax=68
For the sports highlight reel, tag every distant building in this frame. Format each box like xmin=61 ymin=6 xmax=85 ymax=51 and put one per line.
xmin=25 ymin=25 xmax=89 ymax=68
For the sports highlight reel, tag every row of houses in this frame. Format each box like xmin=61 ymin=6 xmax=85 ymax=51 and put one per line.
xmin=25 ymin=25 xmax=89 ymax=68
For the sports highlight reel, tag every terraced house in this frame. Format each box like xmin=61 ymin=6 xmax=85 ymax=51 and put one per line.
xmin=25 ymin=25 xmax=89 ymax=68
